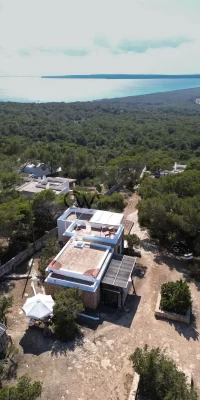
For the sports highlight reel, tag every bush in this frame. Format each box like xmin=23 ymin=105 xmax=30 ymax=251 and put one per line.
xmin=0 ymin=375 xmax=42 ymax=399
xmin=96 ymin=193 xmax=124 ymax=212
xmin=53 ymin=289 xmax=84 ymax=341
xmin=129 ymin=345 xmax=197 ymax=400
xmin=160 ymin=279 xmax=192 ymax=315
xmin=188 ymin=262 xmax=200 ymax=281
xmin=124 ymin=234 xmax=140 ymax=248
xmin=38 ymin=237 xmax=60 ymax=276
xmin=0 ymin=295 xmax=13 ymax=324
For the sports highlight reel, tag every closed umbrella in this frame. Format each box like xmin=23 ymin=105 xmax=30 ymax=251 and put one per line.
xmin=22 ymin=293 xmax=55 ymax=320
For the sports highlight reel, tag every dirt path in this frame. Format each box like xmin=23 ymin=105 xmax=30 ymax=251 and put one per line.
xmin=122 ymin=194 xmax=141 ymax=235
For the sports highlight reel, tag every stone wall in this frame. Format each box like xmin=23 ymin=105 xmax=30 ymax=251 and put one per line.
xmin=44 ymin=281 xmax=100 ymax=309
xmin=155 ymin=292 xmax=191 ymax=324
xmin=0 ymin=228 xmax=57 ymax=278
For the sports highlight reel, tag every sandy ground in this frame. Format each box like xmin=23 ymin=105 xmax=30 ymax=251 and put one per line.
xmin=2 ymin=194 xmax=200 ymax=400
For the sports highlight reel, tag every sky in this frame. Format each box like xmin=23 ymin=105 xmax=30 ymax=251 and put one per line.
xmin=0 ymin=0 xmax=200 ymax=76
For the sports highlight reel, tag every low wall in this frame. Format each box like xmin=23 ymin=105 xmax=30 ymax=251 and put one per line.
xmin=128 ymin=372 xmax=140 ymax=400
xmin=0 ymin=228 xmax=57 ymax=278
xmin=155 ymin=292 xmax=191 ymax=324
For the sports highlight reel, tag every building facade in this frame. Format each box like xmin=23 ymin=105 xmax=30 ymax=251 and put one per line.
xmin=44 ymin=207 xmax=136 ymax=309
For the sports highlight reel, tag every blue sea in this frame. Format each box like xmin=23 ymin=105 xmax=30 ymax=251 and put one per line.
xmin=0 ymin=77 xmax=200 ymax=103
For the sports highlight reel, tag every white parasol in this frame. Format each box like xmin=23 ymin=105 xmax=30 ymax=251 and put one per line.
xmin=22 ymin=293 xmax=55 ymax=320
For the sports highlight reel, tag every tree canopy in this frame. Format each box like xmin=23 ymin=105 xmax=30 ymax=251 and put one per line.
xmin=0 ymin=375 xmax=42 ymax=400
xmin=130 ymin=345 xmax=197 ymax=400
xmin=160 ymin=280 xmax=192 ymax=315
xmin=53 ymin=289 xmax=84 ymax=341
xmin=138 ymin=170 xmax=200 ymax=247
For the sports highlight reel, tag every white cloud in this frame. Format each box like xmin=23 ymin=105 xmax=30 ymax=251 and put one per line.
xmin=0 ymin=0 xmax=200 ymax=75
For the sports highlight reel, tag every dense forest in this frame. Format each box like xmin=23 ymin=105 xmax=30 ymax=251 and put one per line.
xmin=0 ymin=86 xmax=200 ymax=261
xmin=1 ymin=87 xmax=200 ymax=183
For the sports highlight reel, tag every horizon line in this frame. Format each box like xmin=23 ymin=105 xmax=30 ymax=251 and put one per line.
xmin=1 ymin=73 xmax=200 ymax=78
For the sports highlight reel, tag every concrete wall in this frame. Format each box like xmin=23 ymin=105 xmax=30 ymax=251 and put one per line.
xmin=0 ymin=228 xmax=57 ymax=278
xmin=85 ymin=230 xmax=124 ymax=255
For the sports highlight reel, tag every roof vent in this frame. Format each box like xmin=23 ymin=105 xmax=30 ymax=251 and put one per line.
xmin=74 ymin=241 xmax=85 ymax=248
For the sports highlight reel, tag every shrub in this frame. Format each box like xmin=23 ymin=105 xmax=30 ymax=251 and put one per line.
xmin=0 ymin=375 xmax=42 ymax=399
xmin=129 ymin=345 xmax=197 ymax=400
xmin=124 ymin=234 xmax=140 ymax=248
xmin=53 ymin=289 xmax=84 ymax=341
xmin=97 ymin=193 xmax=124 ymax=212
xmin=38 ymin=237 xmax=59 ymax=276
xmin=160 ymin=279 xmax=192 ymax=315
xmin=0 ymin=295 xmax=13 ymax=324
xmin=188 ymin=262 xmax=200 ymax=281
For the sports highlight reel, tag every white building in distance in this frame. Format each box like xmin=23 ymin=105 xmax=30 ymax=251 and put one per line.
xmin=17 ymin=176 xmax=76 ymax=198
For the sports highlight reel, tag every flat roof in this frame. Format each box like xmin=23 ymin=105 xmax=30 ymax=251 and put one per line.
xmin=18 ymin=181 xmax=46 ymax=194
xmin=102 ymin=255 xmax=136 ymax=288
xmin=67 ymin=211 xmax=93 ymax=222
xmin=17 ymin=181 xmax=63 ymax=194
xmin=50 ymin=241 xmax=108 ymax=277
xmin=90 ymin=210 xmax=123 ymax=226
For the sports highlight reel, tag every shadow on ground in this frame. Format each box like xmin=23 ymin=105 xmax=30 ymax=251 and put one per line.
xmin=4 ymin=358 xmax=18 ymax=381
xmin=0 ymin=281 xmax=15 ymax=294
xmin=19 ymin=327 xmax=84 ymax=356
xmin=97 ymin=294 xmax=141 ymax=329
xmin=154 ymin=253 xmax=200 ymax=292
xmin=133 ymin=263 xmax=147 ymax=279
xmin=155 ymin=313 xmax=199 ymax=341
xmin=154 ymin=253 xmax=187 ymax=272
xmin=15 ymin=260 xmax=31 ymax=275
xmin=140 ymin=238 xmax=159 ymax=254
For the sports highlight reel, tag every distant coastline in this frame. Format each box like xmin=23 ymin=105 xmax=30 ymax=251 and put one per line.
xmin=41 ymin=74 xmax=200 ymax=79
xmin=1 ymin=76 xmax=200 ymax=103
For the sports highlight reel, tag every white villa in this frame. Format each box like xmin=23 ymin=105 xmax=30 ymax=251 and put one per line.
xmin=57 ymin=207 xmax=124 ymax=254
xmin=173 ymin=162 xmax=187 ymax=173
xmin=17 ymin=176 xmax=76 ymax=198
xmin=45 ymin=207 xmax=136 ymax=309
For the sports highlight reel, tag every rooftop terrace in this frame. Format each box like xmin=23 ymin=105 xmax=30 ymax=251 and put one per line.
xmin=71 ymin=224 xmax=117 ymax=240
xmin=48 ymin=240 xmax=111 ymax=279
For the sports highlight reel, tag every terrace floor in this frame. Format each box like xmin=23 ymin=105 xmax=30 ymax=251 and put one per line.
xmin=56 ymin=242 xmax=107 ymax=274
xmin=73 ymin=225 xmax=117 ymax=240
